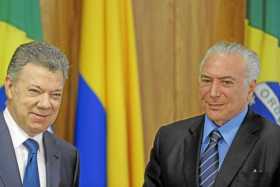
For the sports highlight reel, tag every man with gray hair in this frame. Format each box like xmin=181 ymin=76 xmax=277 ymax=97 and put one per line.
xmin=0 ymin=41 xmax=79 ymax=187
xmin=144 ymin=41 xmax=280 ymax=187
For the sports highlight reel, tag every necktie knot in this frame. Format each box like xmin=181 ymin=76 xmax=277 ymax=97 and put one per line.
xmin=209 ymin=130 xmax=221 ymax=144
xmin=23 ymin=139 xmax=39 ymax=155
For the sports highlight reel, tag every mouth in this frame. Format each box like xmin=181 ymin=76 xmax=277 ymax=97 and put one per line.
xmin=207 ymin=103 xmax=224 ymax=110
xmin=32 ymin=112 xmax=49 ymax=117
xmin=30 ymin=112 xmax=50 ymax=121
xmin=208 ymin=103 xmax=224 ymax=106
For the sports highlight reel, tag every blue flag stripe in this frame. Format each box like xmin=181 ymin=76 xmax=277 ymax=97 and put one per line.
xmin=0 ymin=87 xmax=6 ymax=111
xmin=74 ymin=75 xmax=107 ymax=186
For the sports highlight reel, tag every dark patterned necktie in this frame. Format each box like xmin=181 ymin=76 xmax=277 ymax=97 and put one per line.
xmin=23 ymin=138 xmax=40 ymax=187
xmin=199 ymin=130 xmax=222 ymax=187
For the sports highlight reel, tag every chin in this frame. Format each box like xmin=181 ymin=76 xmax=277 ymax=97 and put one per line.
xmin=30 ymin=124 xmax=49 ymax=132
xmin=207 ymin=110 xmax=223 ymax=117
xmin=207 ymin=114 xmax=224 ymax=123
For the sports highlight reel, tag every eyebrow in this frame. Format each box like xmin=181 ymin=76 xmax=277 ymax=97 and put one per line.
xmin=200 ymin=74 xmax=237 ymax=81
xmin=29 ymin=84 xmax=63 ymax=92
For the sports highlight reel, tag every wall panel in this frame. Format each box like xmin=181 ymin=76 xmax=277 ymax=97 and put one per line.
xmin=40 ymin=0 xmax=81 ymax=142
xmin=133 ymin=0 xmax=245 ymax=160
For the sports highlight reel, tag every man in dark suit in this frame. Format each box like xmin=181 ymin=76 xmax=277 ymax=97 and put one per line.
xmin=144 ymin=42 xmax=280 ymax=187
xmin=0 ymin=41 xmax=79 ymax=187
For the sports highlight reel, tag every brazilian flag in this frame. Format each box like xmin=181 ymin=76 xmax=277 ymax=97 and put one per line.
xmin=245 ymin=0 xmax=280 ymax=82
xmin=245 ymin=0 xmax=280 ymax=125
xmin=0 ymin=0 xmax=43 ymax=110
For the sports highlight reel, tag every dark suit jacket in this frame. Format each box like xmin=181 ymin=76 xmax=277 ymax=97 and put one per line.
xmin=0 ymin=113 xmax=80 ymax=187
xmin=144 ymin=110 xmax=280 ymax=187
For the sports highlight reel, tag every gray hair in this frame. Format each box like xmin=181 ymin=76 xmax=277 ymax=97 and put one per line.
xmin=7 ymin=41 xmax=69 ymax=81
xmin=200 ymin=41 xmax=260 ymax=85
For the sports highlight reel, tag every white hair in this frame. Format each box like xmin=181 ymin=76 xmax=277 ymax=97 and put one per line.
xmin=200 ymin=41 xmax=260 ymax=85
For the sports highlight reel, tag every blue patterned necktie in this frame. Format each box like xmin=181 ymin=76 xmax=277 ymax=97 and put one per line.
xmin=23 ymin=138 xmax=40 ymax=187
xmin=199 ymin=130 xmax=222 ymax=187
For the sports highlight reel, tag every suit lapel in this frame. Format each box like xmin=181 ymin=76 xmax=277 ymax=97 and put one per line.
xmin=44 ymin=132 xmax=61 ymax=187
xmin=183 ymin=116 xmax=204 ymax=187
xmin=215 ymin=111 xmax=262 ymax=186
xmin=0 ymin=113 xmax=22 ymax=186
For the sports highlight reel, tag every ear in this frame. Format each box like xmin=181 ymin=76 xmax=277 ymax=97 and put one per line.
xmin=247 ymin=80 xmax=257 ymax=101
xmin=4 ymin=76 xmax=15 ymax=99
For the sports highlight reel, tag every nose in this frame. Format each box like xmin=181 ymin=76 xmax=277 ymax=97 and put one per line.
xmin=37 ymin=93 xmax=52 ymax=109
xmin=209 ymin=80 xmax=220 ymax=97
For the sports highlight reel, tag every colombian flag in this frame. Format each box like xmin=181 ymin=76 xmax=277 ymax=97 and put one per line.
xmin=74 ymin=0 xmax=145 ymax=186
xmin=245 ymin=0 xmax=280 ymax=125
xmin=0 ymin=0 xmax=42 ymax=110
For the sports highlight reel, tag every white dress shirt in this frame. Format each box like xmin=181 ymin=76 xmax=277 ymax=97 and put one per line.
xmin=4 ymin=108 xmax=46 ymax=187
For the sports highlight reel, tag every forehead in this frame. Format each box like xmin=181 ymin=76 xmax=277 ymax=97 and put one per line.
xmin=16 ymin=63 xmax=64 ymax=89
xmin=201 ymin=53 xmax=246 ymax=78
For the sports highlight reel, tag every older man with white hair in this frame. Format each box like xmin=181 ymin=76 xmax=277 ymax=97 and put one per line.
xmin=144 ymin=41 xmax=280 ymax=187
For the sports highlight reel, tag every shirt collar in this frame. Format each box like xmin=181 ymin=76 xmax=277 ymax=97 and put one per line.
xmin=3 ymin=108 xmax=43 ymax=151
xmin=202 ymin=106 xmax=248 ymax=145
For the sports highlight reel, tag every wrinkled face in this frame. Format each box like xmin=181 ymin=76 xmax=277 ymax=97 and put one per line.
xmin=199 ymin=53 xmax=256 ymax=125
xmin=5 ymin=63 xmax=64 ymax=136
